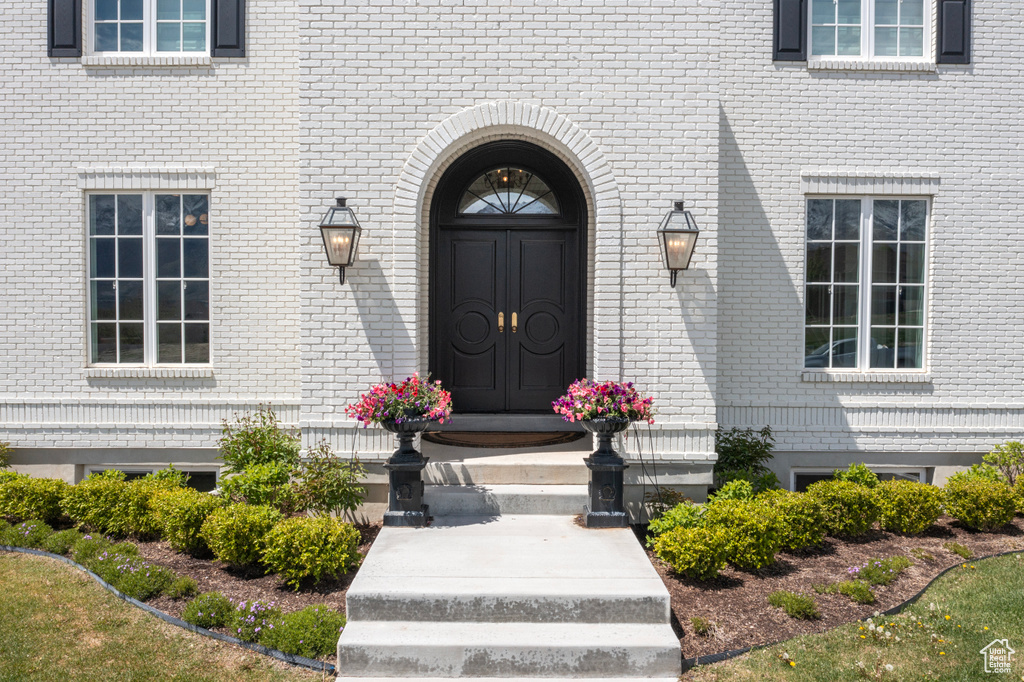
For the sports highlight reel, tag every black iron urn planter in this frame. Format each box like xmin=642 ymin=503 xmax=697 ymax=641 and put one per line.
xmin=380 ymin=417 xmax=432 ymax=527
xmin=580 ymin=417 xmax=631 ymax=528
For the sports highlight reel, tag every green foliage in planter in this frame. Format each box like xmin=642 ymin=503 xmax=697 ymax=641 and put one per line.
xmin=218 ymin=406 xmax=300 ymax=476
xmin=652 ymin=525 xmax=729 ymax=581
xmin=292 ymin=441 xmax=367 ymax=518
xmin=151 ymin=487 xmax=225 ymax=554
xmin=944 ymin=478 xmax=1016 ymax=531
xmin=714 ymin=426 xmax=775 ymax=483
xmin=832 ymin=462 xmax=879 ymax=489
xmin=645 ymin=501 xmax=705 ymax=547
xmin=165 ymin=576 xmax=199 ymax=600
xmin=219 ymin=462 xmax=296 ymax=511
xmin=259 ymin=604 xmax=347 ymax=659
xmin=805 ymin=479 xmax=880 ymax=537
xmin=230 ymin=599 xmax=282 ymax=643
xmin=767 ymin=591 xmax=820 ymax=620
xmin=710 ymin=479 xmax=756 ymax=502
xmin=261 ymin=516 xmax=361 ymax=590
xmin=60 ymin=470 xmax=128 ymax=533
xmin=756 ymin=489 xmax=827 ymax=550
xmin=702 ymin=499 xmax=784 ymax=570
xmin=875 ymin=480 xmax=943 ymax=534
xmin=943 ymin=541 xmax=973 ymax=559
xmin=852 ymin=555 xmax=913 ymax=586
xmin=0 ymin=476 xmax=69 ymax=524
xmin=984 ymin=440 xmax=1024 ymax=487
xmin=200 ymin=503 xmax=281 ymax=569
xmin=1 ymin=519 xmax=53 ymax=548
xmin=42 ymin=528 xmax=85 ymax=555
xmin=182 ymin=591 xmax=235 ymax=629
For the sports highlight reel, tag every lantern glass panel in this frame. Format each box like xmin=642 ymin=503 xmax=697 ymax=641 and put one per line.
xmin=662 ymin=231 xmax=698 ymax=270
xmin=320 ymin=206 xmax=359 ymax=228
xmin=321 ymin=226 xmax=359 ymax=266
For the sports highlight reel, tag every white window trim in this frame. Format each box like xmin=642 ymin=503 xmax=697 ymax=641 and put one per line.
xmin=803 ymin=194 xmax=931 ymax=375
xmin=790 ymin=466 xmax=925 ymax=491
xmin=85 ymin=0 xmax=212 ymax=59
xmin=807 ymin=0 xmax=935 ymax=67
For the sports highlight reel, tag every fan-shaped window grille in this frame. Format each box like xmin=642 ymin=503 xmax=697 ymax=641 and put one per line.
xmin=458 ymin=168 xmax=560 ymax=215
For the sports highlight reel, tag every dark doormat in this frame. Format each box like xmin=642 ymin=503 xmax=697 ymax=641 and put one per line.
xmin=421 ymin=431 xmax=587 ymax=449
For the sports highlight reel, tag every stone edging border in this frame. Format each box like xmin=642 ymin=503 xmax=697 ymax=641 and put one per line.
xmin=0 ymin=545 xmax=335 ymax=675
xmin=681 ymin=549 xmax=1024 ymax=671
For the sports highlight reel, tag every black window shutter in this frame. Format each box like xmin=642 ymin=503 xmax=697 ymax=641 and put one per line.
xmin=937 ymin=0 xmax=970 ymax=64
xmin=211 ymin=0 xmax=245 ymax=57
xmin=48 ymin=0 xmax=82 ymax=57
xmin=774 ymin=0 xmax=807 ymax=61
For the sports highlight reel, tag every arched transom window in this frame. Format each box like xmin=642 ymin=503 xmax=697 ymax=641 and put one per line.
xmin=458 ymin=167 xmax=560 ymax=215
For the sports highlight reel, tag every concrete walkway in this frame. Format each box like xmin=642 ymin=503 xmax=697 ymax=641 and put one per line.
xmin=336 ymin=514 xmax=681 ymax=680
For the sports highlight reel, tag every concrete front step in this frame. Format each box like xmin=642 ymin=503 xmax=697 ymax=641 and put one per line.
xmin=424 ymin=484 xmax=588 ymax=516
xmin=422 ymin=447 xmax=591 ymax=486
xmin=336 ymin=621 xmax=682 ymax=678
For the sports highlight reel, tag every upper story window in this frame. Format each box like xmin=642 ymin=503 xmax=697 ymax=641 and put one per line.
xmin=458 ymin=168 xmax=560 ymax=216
xmin=91 ymin=0 xmax=208 ymax=54
xmin=810 ymin=0 xmax=929 ymax=60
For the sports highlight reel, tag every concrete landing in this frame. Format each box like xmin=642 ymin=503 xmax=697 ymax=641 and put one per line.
xmin=337 ymin=515 xmax=681 ymax=679
xmin=423 ymin=484 xmax=589 ymax=516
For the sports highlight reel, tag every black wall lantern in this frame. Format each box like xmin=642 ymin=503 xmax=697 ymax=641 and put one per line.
xmin=319 ymin=197 xmax=362 ymax=284
xmin=657 ymin=200 xmax=700 ymax=287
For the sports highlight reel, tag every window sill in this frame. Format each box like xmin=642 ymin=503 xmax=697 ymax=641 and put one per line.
xmin=81 ymin=55 xmax=212 ymax=68
xmin=807 ymin=59 xmax=937 ymax=73
xmin=85 ymin=367 xmax=214 ymax=379
xmin=802 ymin=371 xmax=931 ymax=383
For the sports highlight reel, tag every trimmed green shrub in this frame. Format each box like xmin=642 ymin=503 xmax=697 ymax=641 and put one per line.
xmin=0 ymin=476 xmax=69 ymax=524
xmin=852 ymin=555 xmax=912 ymax=586
xmin=833 ymin=462 xmax=879 ymax=489
xmin=984 ymin=440 xmax=1024 ymax=487
xmin=805 ymin=479 xmax=880 ymax=537
xmin=710 ymin=479 xmax=756 ymax=502
xmin=200 ymin=504 xmax=281 ymax=568
xmin=60 ymin=470 xmax=128 ymax=533
xmin=166 ymin=576 xmax=199 ymax=600
xmin=182 ymin=591 xmax=235 ymax=629
xmin=0 ymin=470 xmax=23 ymax=487
xmin=646 ymin=501 xmax=705 ymax=546
xmin=1 ymin=519 xmax=53 ymax=548
xmin=944 ymin=478 xmax=1016 ymax=531
xmin=756 ymin=489 xmax=827 ymax=550
xmin=218 ymin=406 xmax=300 ymax=475
xmin=702 ymin=499 xmax=784 ymax=570
xmin=715 ymin=467 xmax=782 ymax=495
xmin=946 ymin=463 xmax=1005 ymax=485
xmin=292 ymin=441 xmax=366 ymax=518
xmin=110 ymin=477 xmax=184 ymax=539
xmin=230 ymin=599 xmax=281 ymax=642
xmin=151 ymin=487 xmax=225 ymax=554
xmin=218 ymin=462 xmax=296 ymax=510
xmin=653 ymin=525 xmax=730 ymax=581
xmin=767 ymin=591 xmax=820 ymax=619
xmin=875 ymin=480 xmax=943 ymax=534
xmin=110 ymin=556 xmax=176 ymax=600
xmin=42 ymin=528 xmax=85 ymax=555
xmin=1014 ymin=479 xmax=1024 ymax=514
xmin=262 ymin=516 xmax=361 ymax=590
xmin=260 ymin=604 xmax=346 ymax=658
xmin=0 ymin=441 xmax=11 ymax=469
xmin=146 ymin=466 xmax=190 ymax=488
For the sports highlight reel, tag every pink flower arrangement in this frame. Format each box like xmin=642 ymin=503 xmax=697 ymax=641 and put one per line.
xmin=552 ymin=378 xmax=655 ymax=424
xmin=345 ymin=373 xmax=453 ymax=427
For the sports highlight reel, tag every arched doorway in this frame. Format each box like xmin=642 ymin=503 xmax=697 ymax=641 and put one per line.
xmin=429 ymin=140 xmax=587 ymax=413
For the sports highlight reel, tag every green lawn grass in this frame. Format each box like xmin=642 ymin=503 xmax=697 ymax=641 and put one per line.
xmin=684 ymin=552 xmax=1024 ymax=681
xmin=0 ymin=553 xmax=321 ymax=682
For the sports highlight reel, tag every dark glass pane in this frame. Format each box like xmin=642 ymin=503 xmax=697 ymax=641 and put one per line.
xmin=119 ymin=323 xmax=145 ymax=362
xmin=91 ymin=281 xmax=117 ymax=321
xmin=873 ymin=200 xmax=899 ymax=241
xmin=120 ymin=22 xmax=144 ymax=51
xmin=901 ymin=200 xmax=927 ymax=241
xmin=157 ymin=238 xmax=181 ymax=278
xmin=157 ymin=0 xmax=180 ymax=20
xmin=806 ymin=199 xmax=833 ymax=240
xmin=183 ymin=195 xmax=209 ymax=235
xmin=897 ymin=328 xmax=923 ymax=369
xmin=812 ymin=0 xmax=834 ymax=23
xmin=183 ymin=239 xmax=208 ymax=278
xmin=871 ymin=285 xmax=897 ymax=326
xmin=458 ymin=168 xmax=558 ymax=215
xmin=870 ymin=328 xmax=896 ymax=368
xmin=184 ymin=324 xmax=209 ymax=363
xmin=157 ymin=22 xmax=180 ymax=51
xmin=92 ymin=323 xmax=117 ymax=363
xmin=184 ymin=281 xmax=209 ymax=320
xmin=900 ymin=244 xmax=925 ymax=283
xmin=158 ymin=281 xmax=182 ymax=321
xmin=806 ymin=285 xmax=830 ymax=325
xmin=834 ymin=243 xmax=859 ymax=282
xmin=158 ymin=323 xmax=182 ymax=363
xmin=91 ymin=238 xmax=116 ymax=278
xmin=804 ymin=327 xmax=830 ymax=368
xmin=96 ymin=0 xmax=118 ymax=21
xmin=806 ymin=244 xmax=832 ymax=283
xmin=118 ymin=237 xmax=143 ymax=278
xmin=834 ymin=285 xmax=858 ymax=325
xmin=181 ymin=22 xmax=205 ymax=52
xmin=834 ymin=200 xmax=861 ymax=239
xmin=183 ymin=0 xmax=205 ymax=20
xmin=118 ymin=280 xmax=144 ymax=320
xmin=837 ymin=0 xmax=860 ymax=23
xmin=90 ymin=195 xmax=116 ymax=235
xmin=184 ymin=472 xmax=217 ymax=493
xmin=832 ymin=327 xmax=858 ymax=368
xmin=121 ymin=0 xmax=143 ymax=20
xmin=872 ymin=244 xmax=897 ymax=283
xmin=875 ymin=0 xmax=898 ymax=24
xmin=95 ymin=23 xmax=118 ymax=51
xmin=117 ymin=195 xmax=142 ymax=235
xmin=157 ymin=194 xmax=181 ymax=235
xmin=899 ymin=285 xmax=924 ymax=326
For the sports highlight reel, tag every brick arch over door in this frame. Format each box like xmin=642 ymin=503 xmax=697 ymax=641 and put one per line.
xmin=390 ymin=101 xmax=626 ymax=384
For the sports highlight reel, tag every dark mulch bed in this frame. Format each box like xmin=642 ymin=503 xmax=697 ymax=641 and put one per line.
xmin=641 ymin=515 xmax=1024 ymax=660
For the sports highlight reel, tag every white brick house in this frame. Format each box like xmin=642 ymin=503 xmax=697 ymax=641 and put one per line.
xmin=1 ymin=0 xmax=1017 ymax=509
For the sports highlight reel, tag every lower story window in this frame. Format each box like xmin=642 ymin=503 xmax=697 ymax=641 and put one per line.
xmin=88 ymin=192 xmax=210 ymax=364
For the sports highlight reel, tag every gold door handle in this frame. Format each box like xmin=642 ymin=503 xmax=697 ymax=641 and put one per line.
xmin=498 ymin=312 xmax=504 ymax=333
xmin=511 ymin=312 xmax=517 ymax=333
